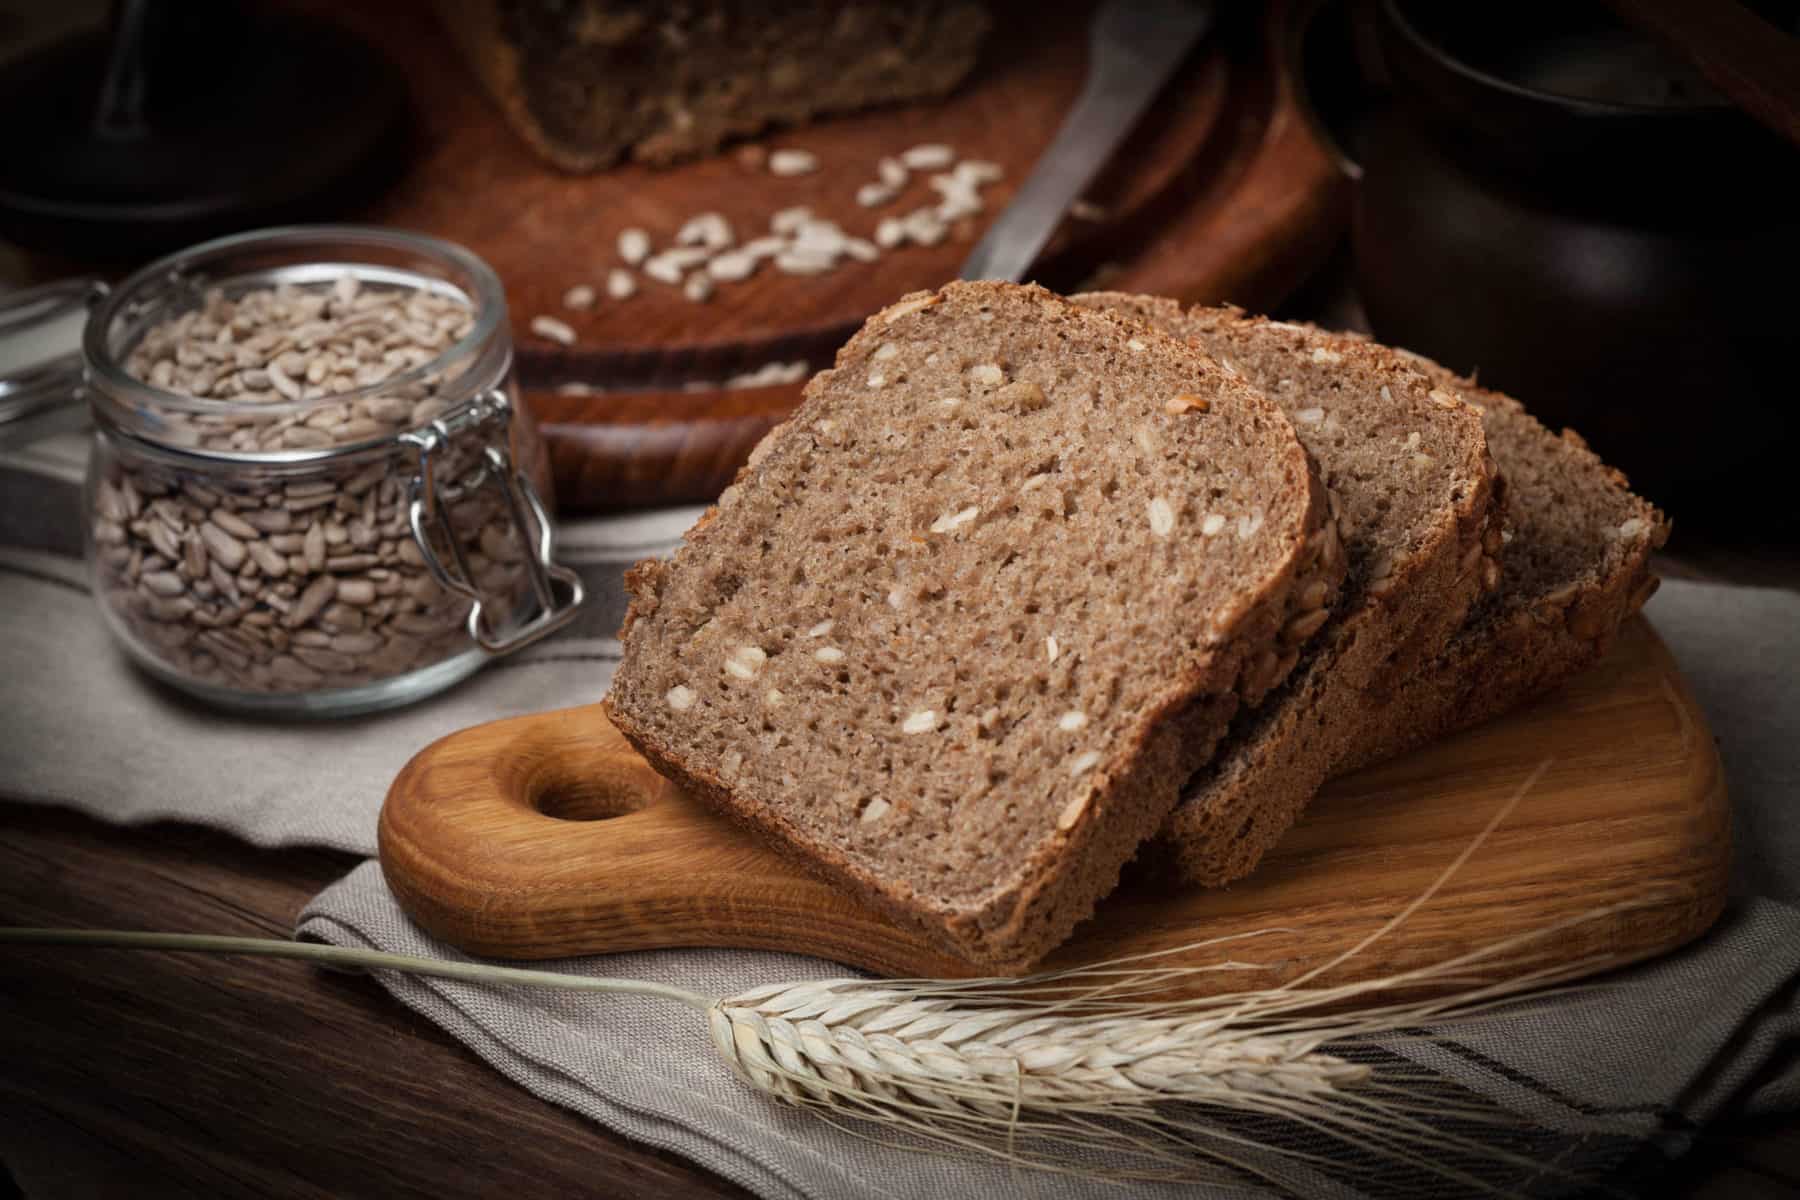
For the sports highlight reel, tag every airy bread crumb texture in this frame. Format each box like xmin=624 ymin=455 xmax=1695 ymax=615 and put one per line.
xmin=606 ymin=282 xmax=1337 ymax=969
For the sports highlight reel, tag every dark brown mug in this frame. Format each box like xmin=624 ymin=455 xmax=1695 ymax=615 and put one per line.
xmin=1351 ymin=0 xmax=1800 ymax=532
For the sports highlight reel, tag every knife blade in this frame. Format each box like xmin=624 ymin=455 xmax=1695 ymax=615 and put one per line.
xmin=959 ymin=0 xmax=1215 ymax=283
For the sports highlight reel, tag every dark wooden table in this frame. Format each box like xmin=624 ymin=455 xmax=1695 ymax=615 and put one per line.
xmin=0 ymin=805 xmax=749 ymax=1200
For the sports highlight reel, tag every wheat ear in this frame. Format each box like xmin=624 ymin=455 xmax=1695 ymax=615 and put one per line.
xmin=0 ymin=759 xmax=1660 ymax=1188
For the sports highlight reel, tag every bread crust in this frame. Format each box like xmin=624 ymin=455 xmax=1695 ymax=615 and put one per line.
xmin=1073 ymin=298 xmax=1502 ymax=887
xmin=435 ymin=0 xmax=589 ymax=171
xmin=606 ymin=283 xmax=1344 ymax=969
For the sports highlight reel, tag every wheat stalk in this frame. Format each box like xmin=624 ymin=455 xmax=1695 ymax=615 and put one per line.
xmin=0 ymin=760 xmax=1663 ymax=1189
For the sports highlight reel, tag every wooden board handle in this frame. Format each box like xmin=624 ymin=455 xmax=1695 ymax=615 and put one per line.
xmin=377 ymin=706 xmax=971 ymax=974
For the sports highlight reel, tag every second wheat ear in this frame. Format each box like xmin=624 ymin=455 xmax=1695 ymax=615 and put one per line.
xmin=2 ymin=759 xmax=1662 ymax=1191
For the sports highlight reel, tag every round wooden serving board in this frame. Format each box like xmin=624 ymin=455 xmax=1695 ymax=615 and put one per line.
xmin=325 ymin=0 xmax=1345 ymax=511
xmin=378 ymin=618 xmax=1729 ymax=998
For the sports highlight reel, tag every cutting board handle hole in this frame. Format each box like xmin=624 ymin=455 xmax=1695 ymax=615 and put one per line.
xmin=530 ymin=774 xmax=656 ymax=822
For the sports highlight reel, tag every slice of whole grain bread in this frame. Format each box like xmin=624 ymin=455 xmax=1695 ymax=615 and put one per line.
xmin=604 ymin=281 xmax=1342 ymax=970
xmin=1328 ymin=353 xmax=1670 ymax=774
xmin=1074 ymin=295 xmax=1503 ymax=887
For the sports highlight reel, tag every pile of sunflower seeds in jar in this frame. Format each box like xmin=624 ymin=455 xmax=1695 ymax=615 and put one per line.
xmin=89 ymin=276 xmax=542 ymax=697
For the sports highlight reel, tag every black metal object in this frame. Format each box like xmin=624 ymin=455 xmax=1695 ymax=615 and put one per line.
xmin=0 ymin=0 xmax=409 ymax=262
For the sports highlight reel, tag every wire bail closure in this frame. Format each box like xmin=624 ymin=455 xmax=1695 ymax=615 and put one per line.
xmin=401 ymin=389 xmax=584 ymax=656
xmin=0 ymin=277 xmax=110 ymax=449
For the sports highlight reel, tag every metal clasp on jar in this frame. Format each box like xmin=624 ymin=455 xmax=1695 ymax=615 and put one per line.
xmin=400 ymin=389 xmax=583 ymax=655
xmin=0 ymin=277 xmax=109 ymax=449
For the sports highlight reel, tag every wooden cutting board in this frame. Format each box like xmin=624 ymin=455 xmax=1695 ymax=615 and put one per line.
xmin=317 ymin=0 xmax=1345 ymax=511
xmin=378 ymin=618 xmax=1729 ymax=997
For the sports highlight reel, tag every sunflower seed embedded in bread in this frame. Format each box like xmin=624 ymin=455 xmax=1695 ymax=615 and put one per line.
xmin=1147 ymin=497 xmax=1176 ymax=537
xmin=1282 ymin=608 xmax=1330 ymax=645
xmin=929 ymin=506 xmax=979 ymax=533
xmin=1067 ymin=750 xmax=1102 ymax=778
xmin=901 ymin=709 xmax=937 ymax=734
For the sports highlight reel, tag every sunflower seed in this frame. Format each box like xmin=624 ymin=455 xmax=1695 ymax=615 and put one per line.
xmin=768 ymin=149 xmax=818 ymax=176
xmin=900 ymin=144 xmax=955 ymax=170
xmin=529 ymin=315 xmax=577 ymax=345
xmin=101 ymin=273 xmax=533 ymax=698
xmin=618 ymin=228 xmax=651 ymax=265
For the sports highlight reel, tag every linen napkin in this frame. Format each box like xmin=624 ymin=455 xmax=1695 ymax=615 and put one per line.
xmin=4 ymin=434 xmax=1799 ymax=1197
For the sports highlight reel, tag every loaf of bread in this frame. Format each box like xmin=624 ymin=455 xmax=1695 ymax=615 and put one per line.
xmin=437 ymin=0 xmax=992 ymax=170
xmin=1075 ymin=296 xmax=1503 ymax=886
xmin=605 ymin=282 xmax=1342 ymax=969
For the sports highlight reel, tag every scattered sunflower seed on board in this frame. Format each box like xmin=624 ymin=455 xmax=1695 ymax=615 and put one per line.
xmin=529 ymin=315 xmax=577 ymax=345
xmin=767 ymin=149 xmax=819 ymax=176
xmin=538 ymin=147 xmax=1008 ymax=324
xmin=96 ymin=278 xmax=535 ymax=697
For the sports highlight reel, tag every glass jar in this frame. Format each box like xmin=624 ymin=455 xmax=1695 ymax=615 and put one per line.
xmin=6 ymin=226 xmax=582 ymax=716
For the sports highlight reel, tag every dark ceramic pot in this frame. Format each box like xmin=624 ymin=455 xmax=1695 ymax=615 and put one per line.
xmin=1352 ymin=0 xmax=1800 ymax=526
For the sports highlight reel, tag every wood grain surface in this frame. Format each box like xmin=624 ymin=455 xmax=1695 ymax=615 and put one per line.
xmin=0 ymin=807 xmax=749 ymax=1200
xmin=312 ymin=0 xmax=1346 ymax=512
xmin=379 ymin=618 xmax=1730 ymax=992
